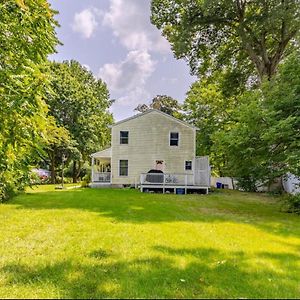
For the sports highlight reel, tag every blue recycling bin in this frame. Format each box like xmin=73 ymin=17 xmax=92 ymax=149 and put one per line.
xmin=216 ymin=182 xmax=222 ymax=189
xmin=176 ymin=188 xmax=185 ymax=194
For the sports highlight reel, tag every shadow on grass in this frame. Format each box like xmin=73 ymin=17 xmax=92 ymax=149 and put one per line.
xmin=9 ymin=188 xmax=300 ymax=239
xmin=89 ymin=249 xmax=112 ymax=260
xmin=1 ymin=246 xmax=299 ymax=298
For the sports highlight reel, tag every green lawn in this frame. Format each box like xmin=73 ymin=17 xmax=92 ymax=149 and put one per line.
xmin=0 ymin=187 xmax=299 ymax=299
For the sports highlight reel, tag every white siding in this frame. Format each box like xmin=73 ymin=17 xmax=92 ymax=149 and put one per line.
xmin=111 ymin=111 xmax=195 ymax=185
xmin=283 ymin=173 xmax=300 ymax=195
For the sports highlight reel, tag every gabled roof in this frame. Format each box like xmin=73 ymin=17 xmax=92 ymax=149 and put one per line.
xmin=109 ymin=109 xmax=199 ymax=130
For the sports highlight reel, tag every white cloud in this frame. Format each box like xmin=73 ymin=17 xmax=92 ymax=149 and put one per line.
xmin=99 ymin=50 xmax=156 ymax=114
xmin=116 ymin=87 xmax=151 ymax=107
xmin=102 ymin=0 xmax=170 ymax=53
xmin=110 ymin=86 xmax=151 ymax=121
xmin=98 ymin=50 xmax=156 ymax=93
xmin=98 ymin=0 xmax=173 ymax=119
xmin=71 ymin=8 xmax=99 ymax=38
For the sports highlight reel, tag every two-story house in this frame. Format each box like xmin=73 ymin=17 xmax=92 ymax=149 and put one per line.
xmin=90 ymin=109 xmax=210 ymax=194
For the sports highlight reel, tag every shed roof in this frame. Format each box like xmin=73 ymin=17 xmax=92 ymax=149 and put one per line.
xmin=91 ymin=147 xmax=111 ymax=158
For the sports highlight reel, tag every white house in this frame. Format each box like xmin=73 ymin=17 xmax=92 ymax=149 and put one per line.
xmin=90 ymin=109 xmax=210 ymax=194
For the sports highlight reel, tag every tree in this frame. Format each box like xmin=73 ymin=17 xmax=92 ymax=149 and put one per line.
xmin=183 ymin=71 xmax=242 ymax=175
xmin=135 ymin=95 xmax=183 ymax=118
xmin=40 ymin=117 xmax=80 ymax=184
xmin=151 ymin=0 xmax=300 ymax=81
xmin=212 ymin=53 xmax=300 ymax=191
xmin=47 ymin=61 xmax=113 ymax=183
xmin=0 ymin=0 xmax=59 ymax=201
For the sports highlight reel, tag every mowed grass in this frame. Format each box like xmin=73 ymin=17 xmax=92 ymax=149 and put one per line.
xmin=0 ymin=187 xmax=299 ymax=299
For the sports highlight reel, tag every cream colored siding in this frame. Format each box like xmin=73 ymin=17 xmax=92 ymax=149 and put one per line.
xmin=111 ymin=111 xmax=195 ymax=185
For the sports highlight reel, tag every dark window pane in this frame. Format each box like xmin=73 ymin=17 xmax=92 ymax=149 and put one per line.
xmin=170 ymin=132 xmax=179 ymax=146
xmin=170 ymin=132 xmax=178 ymax=139
xmin=119 ymin=160 xmax=128 ymax=176
xmin=185 ymin=161 xmax=192 ymax=170
xmin=120 ymin=131 xmax=129 ymax=144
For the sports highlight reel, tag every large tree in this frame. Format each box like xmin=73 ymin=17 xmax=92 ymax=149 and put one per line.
xmin=41 ymin=117 xmax=80 ymax=184
xmin=184 ymin=70 xmax=243 ymax=175
xmin=135 ymin=95 xmax=183 ymax=118
xmin=151 ymin=0 xmax=300 ymax=80
xmin=213 ymin=53 xmax=300 ymax=191
xmin=0 ymin=0 xmax=59 ymax=200
xmin=47 ymin=61 xmax=113 ymax=183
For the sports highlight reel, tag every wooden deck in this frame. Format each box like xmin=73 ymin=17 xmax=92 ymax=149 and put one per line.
xmin=140 ymin=184 xmax=209 ymax=194
xmin=140 ymin=173 xmax=209 ymax=194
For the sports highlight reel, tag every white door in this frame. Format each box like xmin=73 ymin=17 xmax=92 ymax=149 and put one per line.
xmin=194 ymin=156 xmax=210 ymax=186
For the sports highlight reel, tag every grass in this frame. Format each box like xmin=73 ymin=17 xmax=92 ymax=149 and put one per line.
xmin=0 ymin=186 xmax=299 ymax=299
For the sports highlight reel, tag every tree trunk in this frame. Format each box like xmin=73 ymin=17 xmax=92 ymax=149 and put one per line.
xmin=50 ymin=151 xmax=56 ymax=184
xmin=231 ymin=177 xmax=235 ymax=190
xmin=76 ymin=161 xmax=83 ymax=182
xmin=72 ymin=161 xmax=77 ymax=183
xmin=72 ymin=160 xmax=83 ymax=183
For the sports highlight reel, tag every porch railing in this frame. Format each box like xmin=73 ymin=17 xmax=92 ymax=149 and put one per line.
xmin=92 ymin=172 xmax=111 ymax=183
xmin=140 ymin=173 xmax=195 ymax=186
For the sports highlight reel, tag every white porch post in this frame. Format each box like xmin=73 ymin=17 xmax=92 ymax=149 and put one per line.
xmin=91 ymin=157 xmax=95 ymax=182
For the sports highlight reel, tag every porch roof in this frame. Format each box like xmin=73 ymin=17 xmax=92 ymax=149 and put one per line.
xmin=91 ymin=147 xmax=111 ymax=158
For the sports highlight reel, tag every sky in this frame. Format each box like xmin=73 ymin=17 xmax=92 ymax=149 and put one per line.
xmin=49 ymin=0 xmax=196 ymax=121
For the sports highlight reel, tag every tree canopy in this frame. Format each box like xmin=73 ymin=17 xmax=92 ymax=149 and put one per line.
xmin=135 ymin=95 xmax=183 ymax=118
xmin=213 ymin=53 xmax=300 ymax=190
xmin=0 ymin=0 xmax=59 ymax=200
xmin=151 ymin=0 xmax=300 ymax=80
xmin=46 ymin=60 xmax=113 ymax=182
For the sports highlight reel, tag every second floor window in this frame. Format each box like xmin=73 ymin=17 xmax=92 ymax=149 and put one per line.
xmin=120 ymin=131 xmax=129 ymax=144
xmin=170 ymin=132 xmax=179 ymax=146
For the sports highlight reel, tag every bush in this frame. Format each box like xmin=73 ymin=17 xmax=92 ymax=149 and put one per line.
xmin=81 ymin=170 xmax=91 ymax=188
xmin=55 ymin=176 xmax=73 ymax=184
xmin=30 ymin=172 xmax=41 ymax=185
xmin=281 ymin=194 xmax=300 ymax=214
xmin=0 ymin=183 xmax=16 ymax=203
xmin=236 ymin=177 xmax=257 ymax=192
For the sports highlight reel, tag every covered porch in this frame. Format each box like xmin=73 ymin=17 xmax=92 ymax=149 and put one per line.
xmin=91 ymin=148 xmax=111 ymax=184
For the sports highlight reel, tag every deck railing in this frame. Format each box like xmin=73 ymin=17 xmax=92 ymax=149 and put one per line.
xmin=92 ymin=172 xmax=111 ymax=183
xmin=140 ymin=173 xmax=195 ymax=186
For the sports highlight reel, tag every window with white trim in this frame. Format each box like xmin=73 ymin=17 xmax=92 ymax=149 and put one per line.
xmin=120 ymin=131 xmax=129 ymax=144
xmin=170 ymin=132 xmax=179 ymax=146
xmin=119 ymin=160 xmax=128 ymax=176
xmin=185 ymin=161 xmax=192 ymax=170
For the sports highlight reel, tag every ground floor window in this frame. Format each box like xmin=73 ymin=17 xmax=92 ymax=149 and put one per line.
xmin=185 ymin=160 xmax=192 ymax=170
xmin=119 ymin=160 xmax=128 ymax=176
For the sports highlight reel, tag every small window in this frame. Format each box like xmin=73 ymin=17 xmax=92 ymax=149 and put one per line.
xmin=185 ymin=161 xmax=192 ymax=171
xmin=120 ymin=131 xmax=129 ymax=144
xmin=119 ymin=160 xmax=128 ymax=176
xmin=170 ymin=132 xmax=179 ymax=146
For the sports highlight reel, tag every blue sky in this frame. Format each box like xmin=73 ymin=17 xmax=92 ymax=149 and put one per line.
xmin=49 ymin=0 xmax=196 ymax=121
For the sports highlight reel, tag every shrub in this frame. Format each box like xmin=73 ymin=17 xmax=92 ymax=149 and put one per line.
xmin=236 ymin=177 xmax=257 ymax=192
xmin=55 ymin=176 xmax=73 ymax=184
xmin=0 ymin=183 xmax=16 ymax=203
xmin=81 ymin=170 xmax=91 ymax=188
xmin=281 ymin=194 xmax=300 ymax=214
